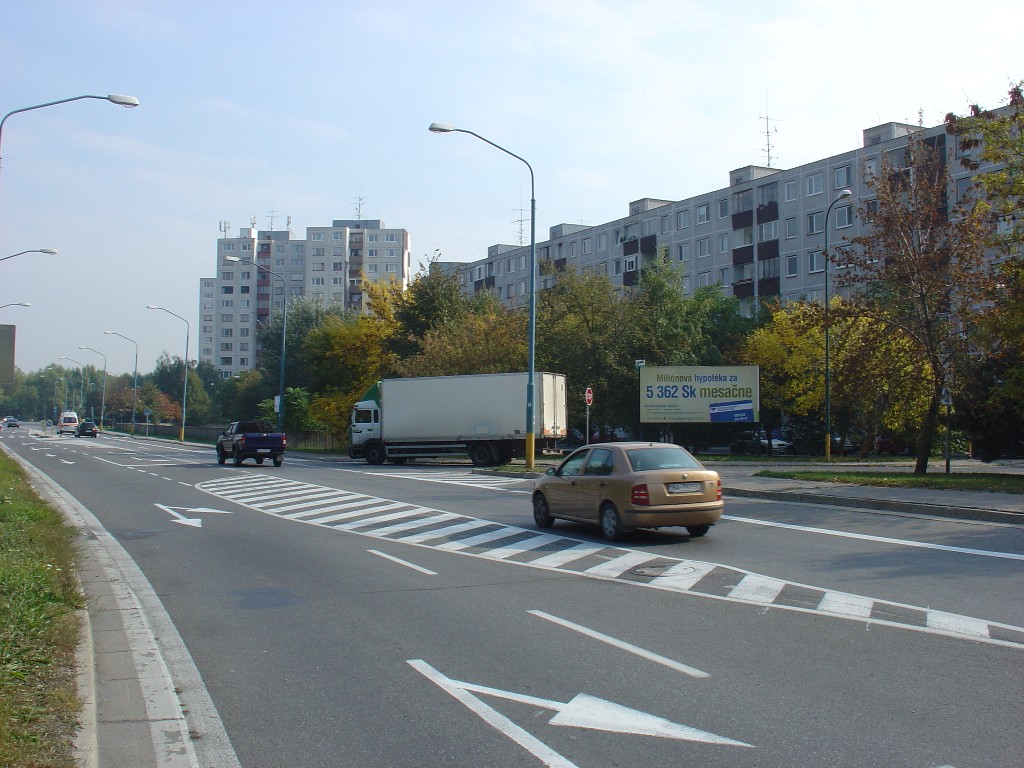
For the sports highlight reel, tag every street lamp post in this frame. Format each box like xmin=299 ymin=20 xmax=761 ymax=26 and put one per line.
xmin=226 ymin=255 xmax=288 ymax=431
xmin=59 ymin=356 xmax=85 ymax=411
xmin=823 ymin=188 xmax=853 ymax=462
xmin=146 ymin=305 xmax=190 ymax=443
xmin=2 ymin=248 xmax=57 ymax=263
xmin=105 ymin=331 xmax=139 ymax=435
xmin=1 ymin=94 xmax=140 ymax=175
xmin=79 ymin=346 xmax=107 ymax=429
xmin=429 ymin=122 xmax=538 ymax=468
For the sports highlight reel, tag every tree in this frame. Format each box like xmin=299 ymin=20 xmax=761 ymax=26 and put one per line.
xmin=844 ymin=132 xmax=996 ymax=473
xmin=388 ymin=257 xmax=470 ymax=360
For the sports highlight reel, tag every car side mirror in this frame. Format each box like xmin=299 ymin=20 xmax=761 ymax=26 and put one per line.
xmin=545 ymin=468 xmax=556 ymax=477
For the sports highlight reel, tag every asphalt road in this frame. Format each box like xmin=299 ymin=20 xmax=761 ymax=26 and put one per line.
xmin=4 ymin=427 xmax=1022 ymax=767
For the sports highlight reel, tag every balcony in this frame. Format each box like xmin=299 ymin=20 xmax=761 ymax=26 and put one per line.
xmin=623 ymin=269 xmax=639 ymax=287
xmin=622 ymin=237 xmax=639 ymax=256
xmin=756 ymin=201 xmax=779 ymax=223
xmin=639 ymin=234 xmax=657 ymax=254
xmin=732 ymin=279 xmax=754 ymax=299
xmin=732 ymin=245 xmax=754 ymax=265
xmin=731 ymin=209 xmax=754 ymax=229
xmin=758 ymin=276 xmax=781 ymax=297
xmin=473 ymin=276 xmax=496 ymax=292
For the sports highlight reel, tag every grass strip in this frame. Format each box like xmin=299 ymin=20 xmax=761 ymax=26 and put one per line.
xmin=0 ymin=452 xmax=84 ymax=768
xmin=757 ymin=470 xmax=1024 ymax=494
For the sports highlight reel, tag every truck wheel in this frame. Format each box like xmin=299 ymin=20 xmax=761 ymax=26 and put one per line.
xmin=365 ymin=444 xmax=386 ymax=465
xmin=233 ymin=448 xmax=244 ymax=466
xmin=217 ymin=448 xmax=226 ymax=465
xmin=469 ymin=442 xmax=493 ymax=467
xmin=273 ymin=455 xmax=283 ymax=467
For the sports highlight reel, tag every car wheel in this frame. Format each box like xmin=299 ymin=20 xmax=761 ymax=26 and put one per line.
xmin=685 ymin=525 xmax=710 ymax=538
xmin=233 ymin=448 xmax=244 ymax=466
xmin=217 ymin=448 xmax=226 ymax=465
xmin=272 ymin=455 xmax=283 ymax=467
xmin=533 ymin=494 xmax=554 ymax=529
xmin=256 ymin=457 xmax=264 ymax=465
xmin=599 ymin=503 xmax=623 ymax=542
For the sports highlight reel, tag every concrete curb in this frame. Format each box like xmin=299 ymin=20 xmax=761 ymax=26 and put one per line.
xmin=724 ymin=486 xmax=1024 ymax=525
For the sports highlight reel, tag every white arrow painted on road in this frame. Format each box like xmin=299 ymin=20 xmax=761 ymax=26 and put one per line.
xmin=408 ymin=659 xmax=751 ymax=756
xmin=154 ymin=504 xmax=233 ymax=528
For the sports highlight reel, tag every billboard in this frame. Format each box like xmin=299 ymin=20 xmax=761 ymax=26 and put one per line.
xmin=639 ymin=365 xmax=759 ymax=424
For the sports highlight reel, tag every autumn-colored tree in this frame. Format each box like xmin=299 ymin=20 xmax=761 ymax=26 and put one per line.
xmin=388 ymin=257 xmax=471 ymax=360
xmin=843 ymin=132 xmax=996 ymax=473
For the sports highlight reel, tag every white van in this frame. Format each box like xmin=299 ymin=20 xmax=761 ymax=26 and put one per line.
xmin=58 ymin=411 xmax=80 ymax=435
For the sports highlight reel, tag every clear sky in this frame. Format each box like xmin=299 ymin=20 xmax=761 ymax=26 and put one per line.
xmin=1 ymin=0 xmax=1019 ymax=376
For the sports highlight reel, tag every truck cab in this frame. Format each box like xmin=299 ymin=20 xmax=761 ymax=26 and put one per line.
xmin=349 ymin=400 xmax=380 ymax=459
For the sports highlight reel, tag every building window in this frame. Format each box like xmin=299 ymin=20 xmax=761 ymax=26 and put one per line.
xmin=385 ymin=248 xmax=398 ymax=258
xmin=312 ymin=262 xmax=325 ymax=271
xmin=808 ymin=250 xmax=824 ymax=273
xmin=519 ymin=255 xmax=527 ymax=270
xmin=697 ymin=271 xmax=711 ymax=288
xmin=784 ymin=180 xmax=797 ymax=201
xmin=807 ymin=211 xmax=825 ymax=235
xmin=698 ymin=238 xmax=710 ymax=258
xmin=758 ymin=182 xmax=778 ymax=206
xmin=597 ymin=233 xmax=608 ymax=250
xmin=835 ymin=205 xmax=853 ymax=228
xmin=785 ymin=217 xmax=798 ymax=239
xmin=312 ymin=232 xmax=323 ymax=241
xmin=220 ymin=314 xmax=233 ymax=322
xmin=677 ymin=243 xmax=689 ymax=262
xmin=718 ymin=199 xmax=729 ymax=218
xmin=220 ymin=342 xmax=233 ymax=351
xmin=367 ymin=234 xmax=378 ymax=242
xmin=759 ymin=220 xmax=778 ymax=242
xmin=221 ymin=286 xmax=233 ymax=294
xmin=697 ymin=204 xmax=710 ymax=224
xmin=332 ymin=262 xmax=343 ymax=271
xmin=220 ymin=357 xmax=232 ymax=366
xmin=292 ymin=245 xmax=303 ymax=254
xmin=660 ymin=215 xmax=670 ymax=233
xmin=677 ymin=209 xmax=691 ymax=229
xmin=807 ymin=172 xmax=824 ymax=196
xmin=734 ymin=227 xmax=754 ymax=247
xmin=291 ymin=258 xmax=303 ymax=267
xmin=568 ymin=241 xmax=577 ymax=258
xmin=719 ymin=234 xmax=730 ymax=253
xmin=759 ymin=256 xmax=780 ymax=280
xmin=366 ymin=263 xmax=378 ymax=273
xmin=786 ymin=254 xmax=799 ymax=277
xmin=239 ymin=357 xmax=248 ymax=366
xmin=367 ymin=249 xmax=377 ymax=258
xmin=220 ymin=271 xmax=234 ymax=280
xmin=311 ymin=277 xmax=325 ymax=286
xmin=582 ymin=237 xmax=593 ymax=255
xmin=333 ymin=232 xmax=343 ymax=240
xmin=385 ymin=233 xmax=398 ymax=242
xmin=834 ymin=165 xmax=851 ymax=189
xmin=222 ymin=243 xmax=235 ymax=251
xmin=221 ymin=300 xmax=233 ymax=308
xmin=241 ymin=243 xmax=250 ymax=251
xmin=221 ymin=328 xmax=233 ymax=337
xmin=732 ymin=189 xmax=753 ymax=214
xmin=311 ymin=247 xmax=325 ymax=256
xmin=385 ymin=263 xmax=397 ymax=273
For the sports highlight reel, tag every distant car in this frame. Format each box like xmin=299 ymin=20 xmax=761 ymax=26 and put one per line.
xmin=532 ymin=442 xmax=723 ymax=541
xmin=875 ymin=435 xmax=913 ymax=455
xmin=730 ymin=430 xmax=790 ymax=455
xmin=75 ymin=421 xmax=99 ymax=438
xmin=58 ymin=411 xmax=80 ymax=435
xmin=3 ymin=417 xmax=18 ymax=428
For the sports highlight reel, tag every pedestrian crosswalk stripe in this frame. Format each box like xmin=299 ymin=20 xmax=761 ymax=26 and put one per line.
xmin=195 ymin=475 xmax=1024 ymax=649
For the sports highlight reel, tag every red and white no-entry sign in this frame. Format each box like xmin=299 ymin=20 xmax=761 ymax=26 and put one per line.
xmin=585 ymin=387 xmax=594 ymax=406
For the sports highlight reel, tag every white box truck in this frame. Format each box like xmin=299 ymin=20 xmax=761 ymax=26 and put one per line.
xmin=349 ymin=372 xmax=567 ymax=466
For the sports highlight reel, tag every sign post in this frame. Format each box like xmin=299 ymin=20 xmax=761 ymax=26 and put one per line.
xmin=584 ymin=386 xmax=593 ymax=444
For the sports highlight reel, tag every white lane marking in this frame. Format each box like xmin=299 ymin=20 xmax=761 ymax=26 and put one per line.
xmin=728 ymin=574 xmax=787 ymax=603
xmin=528 ymin=542 xmax=605 ymax=568
xmin=367 ymin=549 xmax=437 ymax=575
xmin=367 ymin=512 xmax=458 ymax=537
xmin=408 ymin=660 xmax=581 ymax=768
xmin=281 ymin=497 xmax=386 ymax=520
xmin=926 ymin=611 xmax=992 ymax=638
xmin=261 ymin=490 xmax=353 ymax=512
xmin=655 ymin=560 xmax=718 ymax=590
xmin=333 ymin=505 xmax=421 ymax=528
xmin=410 ymin=660 xmax=750 ymax=747
xmin=583 ymin=551 xmax=653 ymax=578
xmin=478 ymin=533 xmax=565 ymax=561
xmin=397 ymin=520 xmax=492 ymax=544
xmin=817 ymin=592 xmax=874 ymax=618
xmin=434 ymin=527 xmax=519 ymax=552
xmin=722 ymin=514 xmax=1024 ymax=561
xmin=528 ymin=610 xmax=709 ymax=679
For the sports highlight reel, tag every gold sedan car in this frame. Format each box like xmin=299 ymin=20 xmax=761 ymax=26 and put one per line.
xmin=532 ymin=442 xmax=723 ymax=541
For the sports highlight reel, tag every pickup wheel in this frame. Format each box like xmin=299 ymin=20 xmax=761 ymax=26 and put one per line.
xmin=256 ymin=457 xmax=264 ymax=465
xmin=364 ymin=443 xmax=386 ymax=465
xmin=233 ymin=447 xmax=244 ymax=466
xmin=217 ymin=447 xmax=226 ymax=465
xmin=273 ymin=455 xmax=283 ymax=467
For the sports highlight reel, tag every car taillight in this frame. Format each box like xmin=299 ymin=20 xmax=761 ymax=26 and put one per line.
xmin=716 ymin=478 xmax=722 ymax=501
xmin=238 ymin=436 xmax=246 ymax=448
xmin=631 ymin=484 xmax=650 ymax=506
xmin=282 ymin=436 xmax=287 ymax=446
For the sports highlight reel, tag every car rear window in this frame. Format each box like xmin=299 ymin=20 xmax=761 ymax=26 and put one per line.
xmin=625 ymin=446 xmax=702 ymax=472
xmin=238 ymin=421 xmax=275 ymax=433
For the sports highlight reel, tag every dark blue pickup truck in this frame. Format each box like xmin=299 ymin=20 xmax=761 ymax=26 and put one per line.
xmin=216 ymin=420 xmax=287 ymax=466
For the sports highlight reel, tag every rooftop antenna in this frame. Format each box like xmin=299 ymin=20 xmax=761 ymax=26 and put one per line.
xmin=513 ymin=202 xmax=528 ymax=246
xmin=759 ymin=90 xmax=780 ymax=167
xmin=354 ymin=196 xmax=365 ymax=223
xmin=267 ymin=209 xmax=277 ymax=232
xmin=250 ymin=215 xmax=257 ymax=230
xmin=286 ymin=215 xmax=293 ymax=237
xmin=218 ymin=220 xmax=231 ymax=238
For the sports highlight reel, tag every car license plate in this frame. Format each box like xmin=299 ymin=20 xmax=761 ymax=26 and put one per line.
xmin=258 ymin=448 xmax=271 ymax=453
xmin=667 ymin=482 xmax=700 ymax=494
